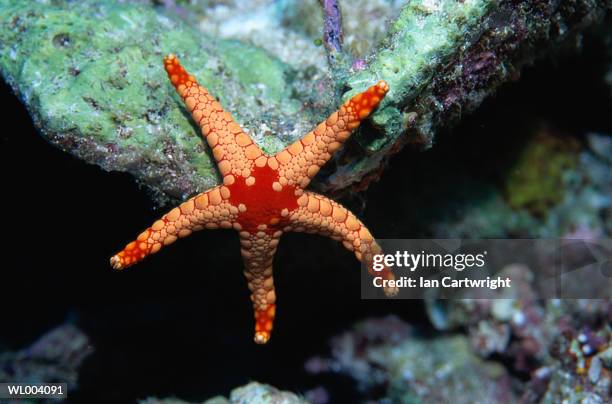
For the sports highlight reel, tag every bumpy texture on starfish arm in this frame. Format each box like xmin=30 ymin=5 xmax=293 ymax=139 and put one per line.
xmin=111 ymin=55 xmax=395 ymax=344
xmin=164 ymin=54 xmax=264 ymax=182
xmin=239 ymin=230 xmax=282 ymax=344
xmin=285 ymin=192 xmax=398 ymax=297
xmin=110 ymin=185 xmax=238 ymax=270
xmin=278 ymin=80 xmax=390 ymax=189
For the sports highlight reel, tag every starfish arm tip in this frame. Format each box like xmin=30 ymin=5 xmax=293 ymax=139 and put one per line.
xmin=376 ymin=80 xmax=389 ymax=95
xmin=384 ymin=284 xmax=400 ymax=297
xmin=163 ymin=54 xmax=197 ymax=90
xmin=276 ymin=79 xmax=390 ymax=186
xmin=374 ymin=264 xmax=398 ymax=297
xmin=163 ymin=53 xmax=178 ymax=69
xmin=109 ymin=254 xmax=125 ymax=270
xmin=254 ymin=331 xmax=271 ymax=344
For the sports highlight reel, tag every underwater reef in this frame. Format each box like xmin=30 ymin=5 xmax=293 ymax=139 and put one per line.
xmin=142 ymin=382 xmax=308 ymax=404
xmin=305 ymin=312 xmax=612 ymax=403
xmin=425 ymin=126 xmax=612 ymax=238
xmin=1 ymin=1 xmax=612 ymax=403
xmin=0 ymin=0 xmax=609 ymax=202
xmin=0 ymin=324 xmax=93 ymax=403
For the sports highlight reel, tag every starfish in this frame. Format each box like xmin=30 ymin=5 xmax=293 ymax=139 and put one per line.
xmin=110 ymin=55 xmax=397 ymax=344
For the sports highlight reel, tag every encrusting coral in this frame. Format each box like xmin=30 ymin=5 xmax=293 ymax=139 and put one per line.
xmin=110 ymin=55 xmax=398 ymax=344
xmin=1 ymin=0 xmax=608 ymax=201
xmin=141 ymin=381 xmax=308 ymax=404
xmin=0 ymin=324 xmax=93 ymax=393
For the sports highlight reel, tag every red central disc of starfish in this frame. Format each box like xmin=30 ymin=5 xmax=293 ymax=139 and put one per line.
xmin=227 ymin=165 xmax=299 ymax=234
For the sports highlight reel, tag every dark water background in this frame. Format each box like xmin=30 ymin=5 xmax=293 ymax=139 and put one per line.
xmin=0 ymin=27 xmax=610 ymax=403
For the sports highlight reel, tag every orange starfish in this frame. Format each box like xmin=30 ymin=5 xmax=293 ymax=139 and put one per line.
xmin=110 ymin=55 xmax=397 ymax=344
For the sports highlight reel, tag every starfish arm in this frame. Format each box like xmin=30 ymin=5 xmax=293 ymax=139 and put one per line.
xmin=164 ymin=54 xmax=265 ymax=181
xmin=285 ymin=191 xmax=398 ymax=296
xmin=276 ymin=81 xmax=389 ymax=188
xmin=110 ymin=186 xmax=238 ymax=270
xmin=239 ymin=230 xmax=282 ymax=344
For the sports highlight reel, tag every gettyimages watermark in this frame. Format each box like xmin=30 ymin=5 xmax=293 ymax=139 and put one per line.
xmin=361 ymin=239 xmax=612 ymax=299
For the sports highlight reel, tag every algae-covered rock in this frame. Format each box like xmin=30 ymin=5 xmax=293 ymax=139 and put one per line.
xmin=417 ymin=125 xmax=612 ymax=239
xmin=384 ymin=335 xmax=515 ymax=403
xmin=306 ymin=316 xmax=517 ymax=403
xmin=1 ymin=0 xmax=609 ymax=201
xmin=228 ymin=382 xmax=308 ymax=404
xmin=504 ymin=128 xmax=580 ymax=216
xmin=0 ymin=324 xmax=93 ymax=393
xmin=326 ymin=0 xmax=610 ymax=192
xmin=0 ymin=0 xmax=324 ymax=202
xmin=140 ymin=382 xmax=307 ymax=404
xmin=534 ymin=324 xmax=612 ymax=403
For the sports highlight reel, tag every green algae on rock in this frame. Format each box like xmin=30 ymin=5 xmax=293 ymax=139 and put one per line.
xmin=504 ymin=128 xmax=580 ymax=216
xmin=0 ymin=0 xmax=321 ymax=202
xmin=323 ymin=0 xmax=610 ymax=192
xmin=0 ymin=0 xmax=609 ymax=201
xmin=389 ymin=123 xmax=611 ymax=239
